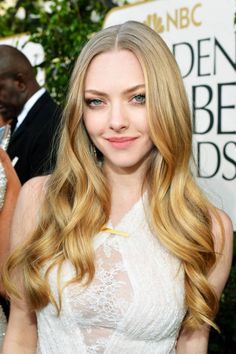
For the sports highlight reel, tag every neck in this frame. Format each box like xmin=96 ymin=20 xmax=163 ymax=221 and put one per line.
xmin=27 ymin=81 xmax=41 ymax=101
xmin=104 ymin=162 xmax=148 ymax=202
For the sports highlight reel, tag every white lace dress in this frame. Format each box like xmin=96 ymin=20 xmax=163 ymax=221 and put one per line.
xmin=36 ymin=196 xmax=186 ymax=354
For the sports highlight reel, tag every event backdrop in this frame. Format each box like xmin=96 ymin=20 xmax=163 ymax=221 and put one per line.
xmin=104 ymin=0 xmax=236 ymax=229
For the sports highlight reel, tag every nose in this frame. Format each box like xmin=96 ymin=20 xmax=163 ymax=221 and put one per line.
xmin=109 ymin=101 xmax=129 ymax=131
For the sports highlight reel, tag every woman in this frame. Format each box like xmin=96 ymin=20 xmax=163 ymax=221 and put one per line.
xmin=2 ymin=21 xmax=233 ymax=353
xmin=0 ymin=148 xmax=21 ymax=352
xmin=0 ymin=148 xmax=20 ymax=279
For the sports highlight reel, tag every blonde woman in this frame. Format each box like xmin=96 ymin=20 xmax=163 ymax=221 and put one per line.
xmin=2 ymin=21 xmax=233 ymax=354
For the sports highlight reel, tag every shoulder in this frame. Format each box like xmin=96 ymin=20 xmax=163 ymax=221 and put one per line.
xmin=211 ymin=208 xmax=233 ymax=253
xmin=31 ymin=91 xmax=60 ymax=123
xmin=19 ymin=175 xmax=49 ymax=204
xmin=208 ymin=208 xmax=234 ymax=296
xmin=38 ymin=91 xmax=60 ymax=113
xmin=10 ymin=176 xmax=50 ymax=248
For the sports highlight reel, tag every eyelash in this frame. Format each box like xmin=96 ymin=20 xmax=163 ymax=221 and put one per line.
xmin=85 ymin=93 xmax=146 ymax=107
xmin=131 ymin=94 xmax=146 ymax=104
xmin=85 ymin=98 xmax=103 ymax=107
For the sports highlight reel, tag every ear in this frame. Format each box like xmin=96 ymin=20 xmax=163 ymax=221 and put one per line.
xmin=14 ymin=73 xmax=26 ymax=91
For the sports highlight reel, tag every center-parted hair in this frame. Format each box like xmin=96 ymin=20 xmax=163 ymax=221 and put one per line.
xmin=4 ymin=21 xmax=221 ymax=330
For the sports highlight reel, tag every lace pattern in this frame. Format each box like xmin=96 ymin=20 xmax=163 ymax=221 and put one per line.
xmin=36 ymin=196 xmax=186 ymax=353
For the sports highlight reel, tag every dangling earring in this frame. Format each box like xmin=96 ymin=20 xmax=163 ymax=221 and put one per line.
xmin=90 ymin=143 xmax=98 ymax=161
xmin=89 ymin=141 xmax=103 ymax=167
xmin=92 ymin=144 xmax=97 ymax=160
xmin=90 ymin=143 xmax=103 ymax=167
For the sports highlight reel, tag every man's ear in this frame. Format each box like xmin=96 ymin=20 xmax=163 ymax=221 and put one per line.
xmin=14 ymin=73 xmax=26 ymax=91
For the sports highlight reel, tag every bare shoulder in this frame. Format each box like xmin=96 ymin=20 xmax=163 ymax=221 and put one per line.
xmin=17 ymin=175 xmax=51 ymax=210
xmin=211 ymin=208 xmax=233 ymax=253
xmin=20 ymin=175 xmax=50 ymax=199
xmin=10 ymin=175 xmax=51 ymax=248
xmin=208 ymin=208 xmax=234 ymax=297
xmin=16 ymin=174 xmax=51 ymax=218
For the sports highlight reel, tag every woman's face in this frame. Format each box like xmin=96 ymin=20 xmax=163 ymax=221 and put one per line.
xmin=83 ymin=49 xmax=153 ymax=173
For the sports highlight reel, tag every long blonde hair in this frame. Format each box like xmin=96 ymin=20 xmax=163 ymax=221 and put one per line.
xmin=4 ymin=21 xmax=221 ymax=330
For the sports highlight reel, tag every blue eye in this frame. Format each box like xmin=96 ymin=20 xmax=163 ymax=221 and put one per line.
xmin=86 ymin=98 xmax=103 ymax=107
xmin=132 ymin=94 xmax=146 ymax=104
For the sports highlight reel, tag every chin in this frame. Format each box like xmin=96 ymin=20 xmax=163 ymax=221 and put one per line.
xmin=108 ymin=158 xmax=148 ymax=171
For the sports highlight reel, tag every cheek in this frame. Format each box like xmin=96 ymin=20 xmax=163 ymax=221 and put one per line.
xmin=0 ymin=88 xmax=8 ymax=101
xmin=1 ymin=87 xmax=16 ymax=104
xmin=83 ymin=111 xmax=92 ymax=133
xmin=135 ymin=117 xmax=150 ymax=136
xmin=83 ymin=116 xmax=96 ymax=137
xmin=83 ymin=113 xmax=104 ymax=138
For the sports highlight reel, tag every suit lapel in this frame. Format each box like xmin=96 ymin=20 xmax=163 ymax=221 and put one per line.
xmin=10 ymin=92 xmax=50 ymax=144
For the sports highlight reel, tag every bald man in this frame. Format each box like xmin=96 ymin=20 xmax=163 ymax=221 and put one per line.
xmin=0 ymin=45 xmax=61 ymax=184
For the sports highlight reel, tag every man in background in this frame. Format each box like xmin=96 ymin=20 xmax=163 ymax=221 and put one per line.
xmin=0 ymin=44 xmax=61 ymax=184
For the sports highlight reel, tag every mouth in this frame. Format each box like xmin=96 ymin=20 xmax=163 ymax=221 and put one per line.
xmin=106 ymin=136 xmax=138 ymax=149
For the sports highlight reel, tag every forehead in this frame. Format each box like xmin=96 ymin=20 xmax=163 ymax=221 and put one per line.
xmin=0 ymin=60 xmax=12 ymax=75
xmin=0 ymin=66 xmax=15 ymax=83
xmin=84 ymin=50 xmax=145 ymax=90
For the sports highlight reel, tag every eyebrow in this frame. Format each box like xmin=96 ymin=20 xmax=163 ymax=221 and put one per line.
xmin=0 ymin=71 xmax=19 ymax=79
xmin=84 ymin=84 xmax=145 ymax=96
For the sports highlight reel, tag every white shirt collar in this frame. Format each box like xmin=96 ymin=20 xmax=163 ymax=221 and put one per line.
xmin=15 ymin=87 xmax=46 ymax=130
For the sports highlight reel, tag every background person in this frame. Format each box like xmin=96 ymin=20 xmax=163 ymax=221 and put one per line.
xmin=0 ymin=148 xmax=21 ymax=351
xmin=0 ymin=45 xmax=61 ymax=184
xmin=2 ymin=21 xmax=233 ymax=354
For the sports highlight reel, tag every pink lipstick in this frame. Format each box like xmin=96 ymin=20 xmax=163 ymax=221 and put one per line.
xmin=106 ymin=137 xmax=137 ymax=149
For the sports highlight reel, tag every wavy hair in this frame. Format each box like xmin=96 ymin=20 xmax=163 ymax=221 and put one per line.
xmin=3 ymin=21 xmax=222 ymax=330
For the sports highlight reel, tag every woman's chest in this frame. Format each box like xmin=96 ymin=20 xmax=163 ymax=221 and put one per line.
xmin=49 ymin=231 xmax=186 ymax=340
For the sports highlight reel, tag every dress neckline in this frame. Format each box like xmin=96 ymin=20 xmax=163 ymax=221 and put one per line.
xmin=107 ymin=191 xmax=147 ymax=230
xmin=93 ymin=192 xmax=148 ymax=250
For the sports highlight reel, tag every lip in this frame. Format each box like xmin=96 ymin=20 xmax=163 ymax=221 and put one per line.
xmin=106 ymin=136 xmax=137 ymax=149
xmin=107 ymin=137 xmax=137 ymax=142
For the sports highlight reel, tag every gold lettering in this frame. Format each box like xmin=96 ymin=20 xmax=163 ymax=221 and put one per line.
xmin=180 ymin=7 xmax=190 ymax=29
xmin=191 ymin=3 xmax=202 ymax=27
xmin=166 ymin=9 xmax=178 ymax=32
xmin=144 ymin=2 xmax=202 ymax=34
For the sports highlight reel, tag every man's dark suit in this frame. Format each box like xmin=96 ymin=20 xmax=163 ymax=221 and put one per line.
xmin=0 ymin=91 xmax=61 ymax=319
xmin=7 ymin=91 xmax=61 ymax=184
